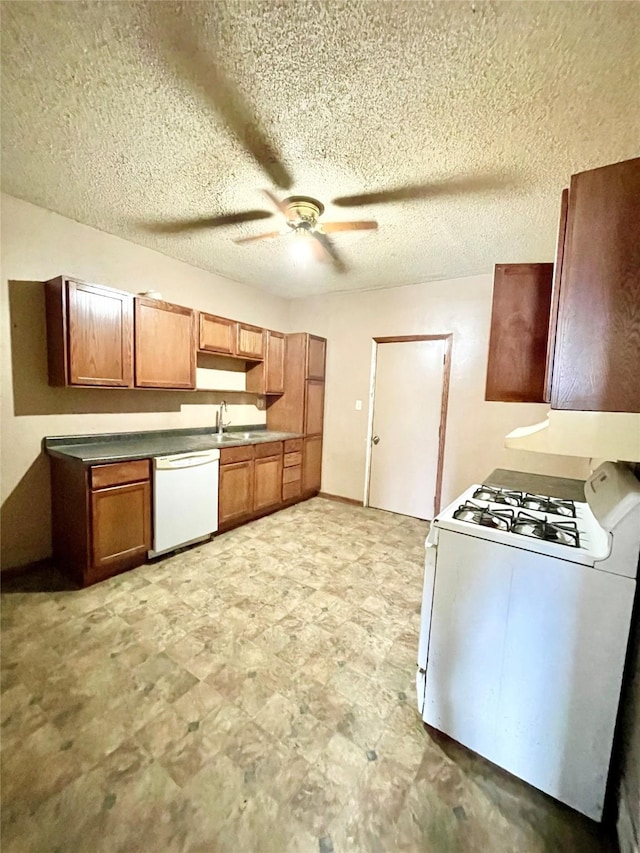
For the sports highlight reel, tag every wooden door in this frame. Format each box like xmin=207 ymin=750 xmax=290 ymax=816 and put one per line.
xmin=135 ymin=298 xmax=195 ymax=389
xmin=254 ymin=455 xmax=283 ymax=512
xmin=307 ymin=335 xmax=326 ymax=380
xmin=265 ymin=331 xmax=285 ymax=394
xmin=219 ymin=460 xmax=254 ymax=525
xmin=67 ymin=281 xmax=133 ymax=386
xmin=369 ymin=339 xmax=447 ymax=520
xmin=551 ymin=158 xmax=640 ymax=412
xmin=302 ymin=436 xmax=322 ymax=493
xmin=236 ymin=324 xmax=265 ymax=360
xmin=199 ymin=312 xmax=236 ymax=355
xmin=90 ymin=481 xmax=151 ymax=578
xmin=305 ymin=380 xmax=325 ymax=435
xmin=485 ymin=264 xmax=553 ymax=403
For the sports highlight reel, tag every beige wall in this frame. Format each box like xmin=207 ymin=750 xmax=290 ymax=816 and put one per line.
xmin=289 ymin=274 xmax=589 ymax=507
xmin=0 ymin=194 xmax=292 ymax=568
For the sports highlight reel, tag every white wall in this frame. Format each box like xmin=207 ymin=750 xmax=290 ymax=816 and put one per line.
xmin=289 ymin=273 xmax=589 ymax=507
xmin=0 ymin=194 xmax=292 ymax=568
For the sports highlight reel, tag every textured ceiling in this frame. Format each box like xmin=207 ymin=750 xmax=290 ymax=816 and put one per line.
xmin=1 ymin=1 xmax=639 ymax=298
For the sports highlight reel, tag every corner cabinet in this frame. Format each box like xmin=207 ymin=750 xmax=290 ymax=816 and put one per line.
xmin=134 ymin=297 xmax=196 ymax=389
xmin=549 ymin=158 xmax=640 ymax=412
xmin=45 ymin=277 xmax=134 ymax=387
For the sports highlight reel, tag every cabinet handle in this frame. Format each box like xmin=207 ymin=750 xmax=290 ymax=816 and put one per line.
xmin=372 ymin=435 xmax=380 ymax=445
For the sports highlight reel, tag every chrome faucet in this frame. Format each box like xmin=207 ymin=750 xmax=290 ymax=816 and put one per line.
xmin=217 ymin=400 xmax=230 ymax=435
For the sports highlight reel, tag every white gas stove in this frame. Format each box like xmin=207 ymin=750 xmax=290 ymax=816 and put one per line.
xmin=416 ymin=462 xmax=640 ymax=821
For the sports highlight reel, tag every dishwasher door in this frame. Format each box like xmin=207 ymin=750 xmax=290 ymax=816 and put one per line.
xmin=150 ymin=450 xmax=220 ymax=557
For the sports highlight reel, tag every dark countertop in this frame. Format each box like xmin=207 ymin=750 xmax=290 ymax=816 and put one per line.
xmin=44 ymin=426 xmax=303 ymax=464
xmin=484 ymin=468 xmax=586 ymax=501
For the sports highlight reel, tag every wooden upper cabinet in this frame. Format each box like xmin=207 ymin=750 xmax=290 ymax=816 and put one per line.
xmin=199 ymin=312 xmax=236 ymax=355
xmin=485 ymin=264 xmax=553 ymax=403
xmin=307 ymin=335 xmax=326 ymax=380
xmin=265 ymin=331 xmax=285 ymax=394
xmin=305 ymin=380 xmax=325 ymax=435
xmin=550 ymin=158 xmax=640 ymax=412
xmin=236 ymin=323 xmax=265 ymax=360
xmin=245 ymin=330 xmax=285 ymax=395
xmin=134 ymin=298 xmax=196 ymax=389
xmin=45 ymin=277 xmax=134 ymax=387
xmin=544 ymin=189 xmax=569 ymax=403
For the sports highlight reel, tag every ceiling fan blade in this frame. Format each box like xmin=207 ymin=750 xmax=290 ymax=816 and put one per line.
xmin=263 ymin=190 xmax=291 ymax=218
xmin=332 ymin=174 xmax=513 ymax=207
xmin=321 ymin=221 xmax=378 ymax=233
xmin=148 ymin=7 xmax=293 ymax=190
xmin=143 ymin=210 xmax=273 ymax=234
xmin=312 ymin=231 xmax=348 ymax=274
xmin=233 ymin=230 xmax=289 ymax=245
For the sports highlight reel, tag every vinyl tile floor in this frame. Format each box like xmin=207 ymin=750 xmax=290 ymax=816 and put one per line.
xmin=1 ymin=498 xmax=617 ymax=852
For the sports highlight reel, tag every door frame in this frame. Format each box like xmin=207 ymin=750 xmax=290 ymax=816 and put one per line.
xmin=363 ymin=334 xmax=453 ymax=517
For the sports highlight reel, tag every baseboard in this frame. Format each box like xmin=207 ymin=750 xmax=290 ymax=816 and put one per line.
xmin=0 ymin=557 xmax=53 ymax=579
xmin=317 ymin=492 xmax=363 ymax=507
xmin=618 ymin=779 xmax=639 ymax=853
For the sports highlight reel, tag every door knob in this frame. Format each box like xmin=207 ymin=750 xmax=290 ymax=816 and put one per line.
xmin=372 ymin=435 xmax=380 ymax=445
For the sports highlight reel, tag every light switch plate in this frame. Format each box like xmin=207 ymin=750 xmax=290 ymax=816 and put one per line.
xmin=355 ymin=400 xmax=362 ymax=411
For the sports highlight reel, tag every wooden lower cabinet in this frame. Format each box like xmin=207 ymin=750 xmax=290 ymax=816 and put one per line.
xmin=303 ymin=436 xmax=322 ymax=494
xmin=218 ymin=460 xmax=254 ymax=526
xmin=90 ymin=481 xmax=151 ymax=581
xmin=254 ymin=455 xmax=283 ymax=512
xmin=50 ymin=457 xmax=151 ymax=587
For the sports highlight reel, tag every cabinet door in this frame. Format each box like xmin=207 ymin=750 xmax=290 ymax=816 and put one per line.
xmin=265 ymin=331 xmax=285 ymax=394
xmin=67 ymin=280 xmax=133 ymax=386
xmin=307 ymin=335 xmax=326 ymax=380
xmin=90 ymin=481 xmax=151 ymax=579
xmin=219 ymin=461 xmax=254 ymax=525
xmin=254 ymin=455 xmax=283 ymax=512
xmin=302 ymin=436 xmax=322 ymax=493
xmin=551 ymin=158 xmax=640 ymax=412
xmin=236 ymin=324 xmax=265 ymax=360
xmin=305 ymin=380 xmax=325 ymax=435
xmin=485 ymin=264 xmax=553 ymax=403
xmin=199 ymin=313 xmax=236 ymax=355
xmin=135 ymin=298 xmax=195 ymax=389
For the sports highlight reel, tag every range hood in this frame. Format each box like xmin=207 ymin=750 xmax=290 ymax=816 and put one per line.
xmin=505 ymin=411 xmax=640 ymax=462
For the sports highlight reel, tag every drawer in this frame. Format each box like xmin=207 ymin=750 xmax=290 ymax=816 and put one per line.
xmin=284 ymin=438 xmax=303 ymax=453
xmin=220 ymin=445 xmax=255 ymax=465
xmin=90 ymin=459 xmax=150 ymax=490
xmin=283 ymin=451 xmax=302 ymax=468
xmin=283 ymin=480 xmax=302 ymax=501
xmin=282 ymin=465 xmax=301 ymax=485
xmin=254 ymin=441 xmax=283 ymax=459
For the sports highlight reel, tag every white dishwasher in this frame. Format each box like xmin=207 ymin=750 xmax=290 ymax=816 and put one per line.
xmin=150 ymin=449 xmax=220 ymax=557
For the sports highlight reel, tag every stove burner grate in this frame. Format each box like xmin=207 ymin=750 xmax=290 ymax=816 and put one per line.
xmin=472 ymin=486 xmax=522 ymax=506
xmin=511 ymin=512 xmax=580 ymax=548
xmin=521 ymin=494 xmax=577 ymax=518
xmin=453 ymin=501 xmax=514 ymax=531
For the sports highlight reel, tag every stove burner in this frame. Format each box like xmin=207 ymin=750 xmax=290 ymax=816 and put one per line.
xmin=512 ymin=512 xmax=580 ymax=548
xmin=453 ymin=501 xmax=514 ymax=531
xmin=472 ymin=486 xmax=522 ymax=506
xmin=521 ymin=494 xmax=576 ymax=518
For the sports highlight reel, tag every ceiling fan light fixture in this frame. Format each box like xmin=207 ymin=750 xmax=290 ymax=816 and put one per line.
xmin=290 ymin=229 xmax=315 ymax=264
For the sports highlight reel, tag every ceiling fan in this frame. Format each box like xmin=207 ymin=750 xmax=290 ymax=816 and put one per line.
xmin=142 ymin=6 xmax=514 ymax=274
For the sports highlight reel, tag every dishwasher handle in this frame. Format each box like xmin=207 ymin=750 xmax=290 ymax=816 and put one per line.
xmin=154 ymin=451 xmax=220 ymax=470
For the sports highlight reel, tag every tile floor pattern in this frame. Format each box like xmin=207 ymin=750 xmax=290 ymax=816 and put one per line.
xmin=1 ymin=498 xmax=616 ymax=852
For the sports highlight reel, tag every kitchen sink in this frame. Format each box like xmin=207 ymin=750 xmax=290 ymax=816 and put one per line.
xmin=209 ymin=434 xmax=239 ymax=443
